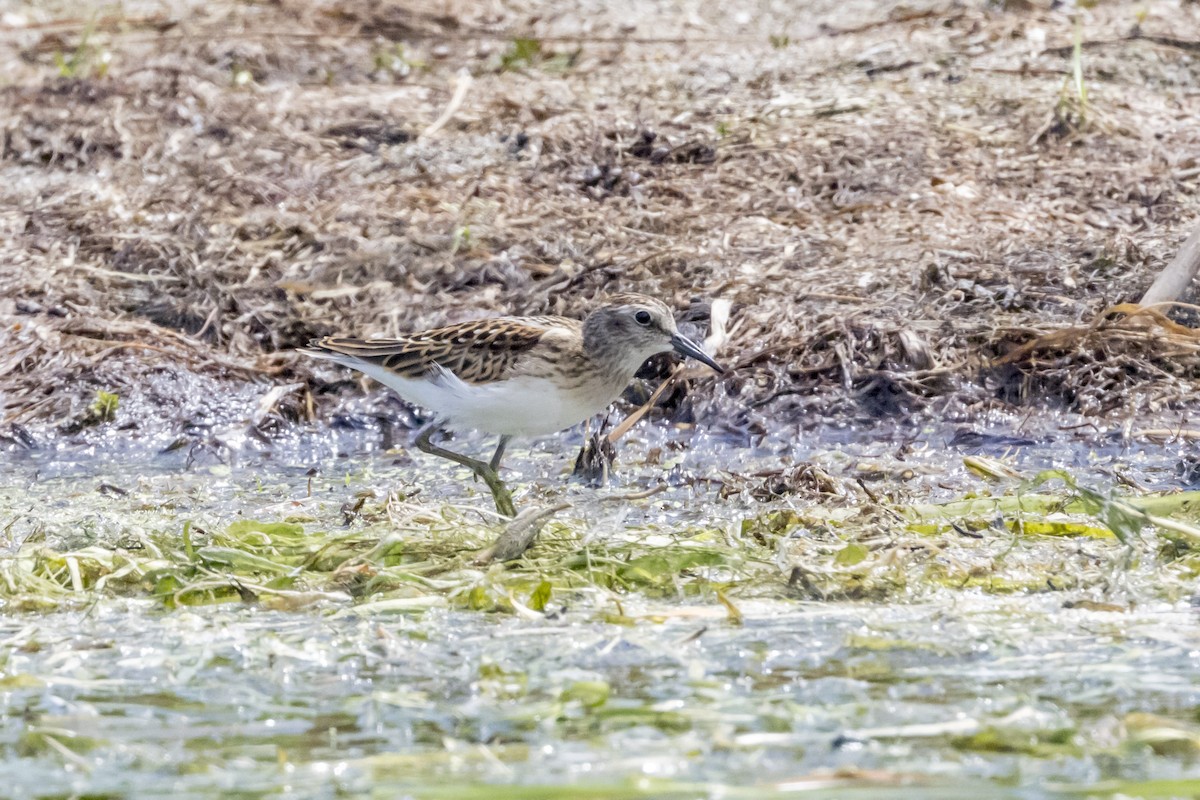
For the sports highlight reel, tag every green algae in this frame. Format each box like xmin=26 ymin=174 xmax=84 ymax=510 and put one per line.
xmin=2 ymin=443 xmax=1200 ymax=797
xmin=5 ymin=457 xmax=1199 ymax=612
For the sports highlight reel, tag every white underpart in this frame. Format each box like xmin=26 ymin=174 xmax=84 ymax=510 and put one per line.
xmin=333 ymin=358 xmax=621 ymax=437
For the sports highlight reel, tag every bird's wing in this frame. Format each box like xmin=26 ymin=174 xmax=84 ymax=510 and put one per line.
xmin=302 ymin=316 xmax=576 ymax=385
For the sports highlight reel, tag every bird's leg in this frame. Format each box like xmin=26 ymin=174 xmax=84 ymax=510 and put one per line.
xmin=489 ymin=435 xmax=511 ymax=472
xmin=414 ymin=425 xmax=516 ymax=518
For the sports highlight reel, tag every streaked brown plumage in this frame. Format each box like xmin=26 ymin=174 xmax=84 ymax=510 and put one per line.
xmin=311 ymin=317 xmax=573 ymax=385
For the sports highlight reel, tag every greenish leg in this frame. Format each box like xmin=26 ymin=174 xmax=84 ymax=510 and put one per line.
xmin=489 ymin=435 xmax=511 ymax=472
xmin=414 ymin=426 xmax=516 ymax=518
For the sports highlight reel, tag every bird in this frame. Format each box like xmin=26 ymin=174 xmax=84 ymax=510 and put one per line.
xmin=300 ymin=293 xmax=725 ymax=515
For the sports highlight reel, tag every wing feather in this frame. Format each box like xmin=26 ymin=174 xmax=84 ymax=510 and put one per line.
xmin=302 ymin=316 xmax=577 ymax=385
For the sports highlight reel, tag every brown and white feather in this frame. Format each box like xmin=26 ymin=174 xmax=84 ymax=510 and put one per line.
xmin=305 ymin=316 xmax=581 ymax=385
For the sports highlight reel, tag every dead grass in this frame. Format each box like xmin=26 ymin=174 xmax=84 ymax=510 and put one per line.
xmin=1 ymin=0 xmax=1199 ymax=441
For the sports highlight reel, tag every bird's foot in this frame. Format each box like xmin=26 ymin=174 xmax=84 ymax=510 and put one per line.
xmin=471 ymin=462 xmax=516 ymax=518
xmin=571 ymin=431 xmax=616 ymax=488
xmin=415 ymin=425 xmax=516 ymax=517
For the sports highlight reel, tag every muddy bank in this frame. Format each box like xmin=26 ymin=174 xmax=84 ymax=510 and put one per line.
xmin=0 ymin=0 xmax=1199 ymax=448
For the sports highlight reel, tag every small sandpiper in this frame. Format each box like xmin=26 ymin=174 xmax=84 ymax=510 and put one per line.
xmin=301 ymin=293 xmax=725 ymax=515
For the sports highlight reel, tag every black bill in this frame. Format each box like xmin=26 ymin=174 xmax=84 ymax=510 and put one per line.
xmin=671 ymin=333 xmax=725 ymax=374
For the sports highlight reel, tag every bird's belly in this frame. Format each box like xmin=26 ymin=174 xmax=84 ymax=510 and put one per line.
xmin=365 ymin=366 xmax=620 ymax=437
xmin=453 ymin=377 xmax=615 ymax=436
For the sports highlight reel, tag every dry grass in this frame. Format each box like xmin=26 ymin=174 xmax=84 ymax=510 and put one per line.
xmin=1 ymin=0 xmax=1199 ymax=440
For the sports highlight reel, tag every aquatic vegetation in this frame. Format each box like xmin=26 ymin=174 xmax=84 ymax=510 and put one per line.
xmin=2 ymin=447 xmax=1197 ymax=613
xmin=1 ymin=428 xmax=1199 ymax=797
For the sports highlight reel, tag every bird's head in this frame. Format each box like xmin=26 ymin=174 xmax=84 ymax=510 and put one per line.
xmin=583 ymin=293 xmax=724 ymax=375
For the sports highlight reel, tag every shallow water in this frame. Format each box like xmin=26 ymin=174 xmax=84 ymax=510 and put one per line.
xmin=2 ymin=416 xmax=1200 ymax=798
xmin=4 ymin=597 xmax=1199 ymax=799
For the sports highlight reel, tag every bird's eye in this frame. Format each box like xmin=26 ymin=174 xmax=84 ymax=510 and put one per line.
xmin=634 ymin=310 xmax=653 ymax=326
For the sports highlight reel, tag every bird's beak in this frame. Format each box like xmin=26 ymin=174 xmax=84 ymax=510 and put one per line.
xmin=671 ymin=333 xmax=725 ymax=374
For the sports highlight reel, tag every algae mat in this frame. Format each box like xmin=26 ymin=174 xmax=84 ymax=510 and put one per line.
xmin=2 ymin=426 xmax=1200 ymax=798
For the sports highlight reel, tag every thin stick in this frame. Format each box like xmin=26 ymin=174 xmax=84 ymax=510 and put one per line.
xmin=598 ymin=485 xmax=670 ymax=502
xmin=1140 ymin=220 xmax=1200 ymax=305
xmin=421 ymin=68 xmax=472 ymax=140
xmin=1132 ymin=428 xmax=1200 ymax=442
xmin=474 ymin=503 xmax=571 ymax=564
xmin=606 ymin=369 xmax=680 ymax=445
